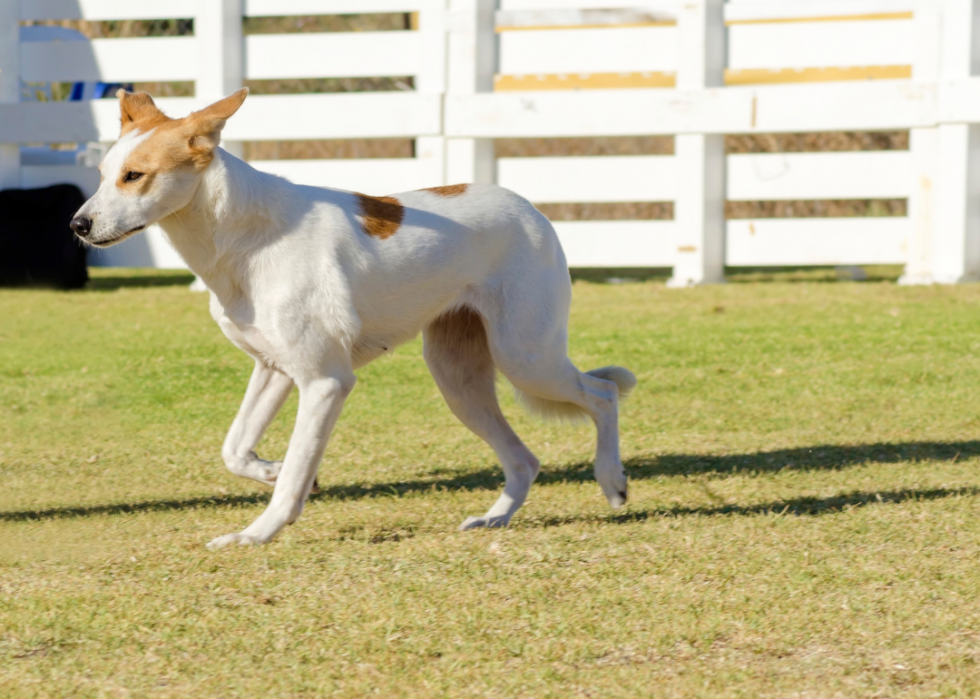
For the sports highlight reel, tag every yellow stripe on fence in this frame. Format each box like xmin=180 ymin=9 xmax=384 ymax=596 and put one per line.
xmin=725 ymin=66 xmax=912 ymax=85
xmin=725 ymin=12 xmax=913 ymax=26
xmin=493 ymin=66 xmax=912 ymax=92
xmin=494 ymin=72 xmax=676 ymax=91
xmin=496 ymin=21 xmax=675 ymax=32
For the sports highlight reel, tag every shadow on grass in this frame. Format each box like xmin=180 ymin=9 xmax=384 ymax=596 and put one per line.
xmin=3 ymin=440 xmax=979 ymax=524
xmin=316 ymin=439 xmax=980 ymax=500
xmin=0 ymin=493 xmax=270 ymax=523
xmin=85 ymin=272 xmax=196 ymax=291
xmin=524 ymin=486 xmax=980 ymax=529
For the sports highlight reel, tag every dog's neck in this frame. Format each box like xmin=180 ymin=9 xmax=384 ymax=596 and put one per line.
xmin=158 ymin=148 xmax=289 ymax=299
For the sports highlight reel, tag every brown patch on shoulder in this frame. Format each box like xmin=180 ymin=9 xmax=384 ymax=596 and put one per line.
xmin=356 ymin=193 xmax=404 ymax=239
xmin=421 ymin=184 xmax=469 ymax=197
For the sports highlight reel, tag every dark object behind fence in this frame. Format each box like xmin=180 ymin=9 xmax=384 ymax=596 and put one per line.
xmin=0 ymin=184 xmax=88 ymax=289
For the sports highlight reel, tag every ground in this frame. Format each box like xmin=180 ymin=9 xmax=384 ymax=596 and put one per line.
xmin=2 ymin=268 xmax=980 ymax=698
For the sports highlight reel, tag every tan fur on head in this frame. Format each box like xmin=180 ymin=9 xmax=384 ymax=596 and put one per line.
xmin=113 ymin=88 xmax=250 ymax=178
xmin=118 ymin=90 xmax=171 ymax=136
xmin=184 ymin=88 xmax=249 ymax=159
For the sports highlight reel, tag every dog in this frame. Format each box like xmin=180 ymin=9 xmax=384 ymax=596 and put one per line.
xmin=70 ymin=90 xmax=637 ymax=549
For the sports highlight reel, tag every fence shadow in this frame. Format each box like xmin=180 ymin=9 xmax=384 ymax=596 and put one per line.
xmin=3 ymin=440 xmax=979 ymax=523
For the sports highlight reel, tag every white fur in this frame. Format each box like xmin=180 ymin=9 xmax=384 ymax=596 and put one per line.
xmin=74 ymin=96 xmax=637 ymax=548
xmin=82 ymin=128 xmax=201 ymax=247
xmin=515 ymin=366 xmax=637 ymax=423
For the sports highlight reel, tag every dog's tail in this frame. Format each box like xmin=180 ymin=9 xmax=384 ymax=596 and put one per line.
xmin=514 ymin=366 xmax=637 ymax=423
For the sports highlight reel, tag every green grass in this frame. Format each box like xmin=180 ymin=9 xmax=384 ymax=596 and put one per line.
xmin=3 ymin=269 xmax=980 ymax=697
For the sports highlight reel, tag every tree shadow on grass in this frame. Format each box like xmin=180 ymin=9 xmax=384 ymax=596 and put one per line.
xmin=3 ymin=440 xmax=979 ymax=523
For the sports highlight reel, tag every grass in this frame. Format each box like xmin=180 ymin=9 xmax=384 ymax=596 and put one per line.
xmin=2 ymin=269 xmax=980 ymax=697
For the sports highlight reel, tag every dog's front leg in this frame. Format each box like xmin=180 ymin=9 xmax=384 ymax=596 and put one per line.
xmin=222 ymin=361 xmax=294 ymax=486
xmin=207 ymin=364 xmax=355 ymax=549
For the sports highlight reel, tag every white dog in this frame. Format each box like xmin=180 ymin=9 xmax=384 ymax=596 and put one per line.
xmin=70 ymin=90 xmax=637 ymax=549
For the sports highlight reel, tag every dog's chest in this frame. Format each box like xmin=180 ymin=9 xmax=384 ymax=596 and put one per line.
xmin=210 ymin=297 xmax=280 ymax=368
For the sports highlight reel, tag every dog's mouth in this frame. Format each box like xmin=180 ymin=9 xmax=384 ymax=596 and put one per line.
xmin=87 ymin=224 xmax=146 ymax=248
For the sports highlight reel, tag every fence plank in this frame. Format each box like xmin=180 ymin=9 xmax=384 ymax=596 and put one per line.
xmin=499 ymin=27 xmax=676 ymax=75
xmin=250 ymin=158 xmax=437 ymax=194
xmin=0 ymin=93 xmax=441 ymax=143
xmin=0 ymin=98 xmax=192 ymax=143
xmin=225 ymin=93 xmax=442 ymax=140
xmin=727 ymin=151 xmax=912 ymax=201
xmin=500 ymin=0 xmax=678 ymax=11
xmin=21 ymin=165 xmax=99 ymax=197
xmin=21 ymin=37 xmax=196 ymax=82
xmin=245 ymin=32 xmax=420 ymax=80
xmin=728 ymin=19 xmax=912 ymax=70
xmin=554 ymin=220 xmax=676 ymax=267
xmin=931 ymin=0 xmax=980 ymax=283
xmin=725 ymin=0 xmax=914 ymax=23
xmin=496 ymin=8 xmax=678 ymax=29
xmin=498 ymin=155 xmax=676 ymax=202
xmin=244 ymin=0 xmax=422 ymax=16
xmin=0 ymin=0 xmax=19 ymax=189
xmin=446 ymin=0 xmax=496 ymax=185
xmin=446 ymin=81 xmax=938 ymax=138
xmin=669 ymin=0 xmax=725 ymax=286
xmin=20 ymin=0 xmax=195 ymax=21
xmin=726 ymin=218 xmax=909 ymax=265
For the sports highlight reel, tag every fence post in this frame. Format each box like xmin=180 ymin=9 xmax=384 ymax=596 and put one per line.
xmin=900 ymin=0 xmax=942 ymax=285
xmin=0 ymin=0 xmax=20 ymax=189
xmin=668 ymin=0 xmax=726 ymax=287
xmin=196 ymin=0 xmax=244 ymax=159
xmin=416 ymin=0 xmax=449 ymax=187
xmin=932 ymin=0 xmax=980 ymax=283
xmin=445 ymin=0 xmax=496 ymax=185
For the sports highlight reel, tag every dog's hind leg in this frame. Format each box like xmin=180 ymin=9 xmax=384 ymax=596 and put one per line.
xmin=221 ymin=360 xmax=294 ymax=486
xmin=424 ymin=307 xmax=540 ymax=530
xmin=481 ymin=275 xmax=635 ymax=509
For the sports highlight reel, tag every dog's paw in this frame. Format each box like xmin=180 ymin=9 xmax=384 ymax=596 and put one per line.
xmin=252 ymin=459 xmax=282 ymax=487
xmin=605 ymin=487 xmax=627 ymax=509
xmin=596 ymin=467 xmax=628 ymax=509
xmin=206 ymin=532 xmax=261 ymax=550
xmin=459 ymin=515 xmax=511 ymax=531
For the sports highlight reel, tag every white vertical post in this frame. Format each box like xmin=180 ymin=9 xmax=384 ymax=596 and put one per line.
xmin=668 ymin=0 xmax=726 ymax=287
xmin=446 ymin=0 xmax=496 ymax=185
xmin=900 ymin=0 xmax=942 ymax=285
xmin=0 ymin=0 xmax=21 ymax=190
xmin=196 ymin=0 xmax=244 ymax=159
xmin=932 ymin=0 xmax=980 ymax=283
xmin=416 ymin=0 xmax=449 ymax=187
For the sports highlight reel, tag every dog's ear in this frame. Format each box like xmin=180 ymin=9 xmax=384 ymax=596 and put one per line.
xmin=117 ymin=90 xmax=166 ymax=136
xmin=185 ymin=88 xmax=249 ymax=155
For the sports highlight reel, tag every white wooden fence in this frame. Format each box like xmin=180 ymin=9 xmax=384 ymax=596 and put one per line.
xmin=2 ymin=0 xmax=980 ymax=284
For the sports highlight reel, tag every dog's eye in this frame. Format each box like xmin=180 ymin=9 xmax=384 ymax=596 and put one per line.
xmin=124 ymin=171 xmax=144 ymax=183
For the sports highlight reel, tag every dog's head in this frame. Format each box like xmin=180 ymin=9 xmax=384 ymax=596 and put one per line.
xmin=70 ymin=89 xmax=248 ymax=246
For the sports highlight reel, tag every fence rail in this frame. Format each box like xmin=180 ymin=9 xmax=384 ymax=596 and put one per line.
xmin=2 ymin=0 xmax=980 ymax=283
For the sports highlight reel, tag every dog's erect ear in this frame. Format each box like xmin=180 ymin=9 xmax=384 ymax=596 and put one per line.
xmin=117 ymin=90 xmax=166 ymax=136
xmin=185 ymin=88 xmax=249 ymax=155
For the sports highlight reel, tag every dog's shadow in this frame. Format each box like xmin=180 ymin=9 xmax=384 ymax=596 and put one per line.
xmin=3 ymin=440 xmax=979 ymax=525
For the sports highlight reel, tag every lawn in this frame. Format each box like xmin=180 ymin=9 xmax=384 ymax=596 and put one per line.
xmin=2 ymin=268 xmax=980 ymax=697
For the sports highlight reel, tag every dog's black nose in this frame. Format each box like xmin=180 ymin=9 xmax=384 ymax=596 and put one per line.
xmin=70 ymin=216 xmax=92 ymax=237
